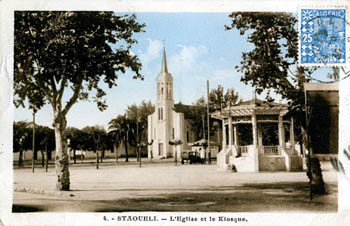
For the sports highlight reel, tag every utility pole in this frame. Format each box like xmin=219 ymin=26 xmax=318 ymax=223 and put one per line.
xmin=304 ymin=88 xmax=312 ymax=200
xmin=207 ymin=80 xmax=211 ymax=164
xmin=136 ymin=106 xmax=141 ymax=167
xmin=45 ymin=139 xmax=48 ymax=172
xmin=32 ymin=109 xmax=36 ymax=173
xmin=202 ymin=114 xmax=205 ymax=140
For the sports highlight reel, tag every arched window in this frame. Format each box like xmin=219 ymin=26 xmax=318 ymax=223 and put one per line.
xmin=157 ymin=83 xmax=159 ymax=96
xmin=166 ymin=85 xmax=168 ymax=99
xmin=168 ymin=85 xmax=172 ymax=99
xmin=158 ymin=107 xmax=163 ymax=120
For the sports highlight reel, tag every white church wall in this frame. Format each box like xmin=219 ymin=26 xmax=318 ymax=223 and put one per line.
xmin=182 ymin=120 xmax=193 ymax=151
xmin=172 ymin=111 xmax=184 ymax=159
xmin=147 ymin=114 xmax=153 ymax=159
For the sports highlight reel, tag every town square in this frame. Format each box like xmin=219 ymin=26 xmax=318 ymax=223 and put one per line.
xmin=1 ymin=2 xmax=348 ymax=225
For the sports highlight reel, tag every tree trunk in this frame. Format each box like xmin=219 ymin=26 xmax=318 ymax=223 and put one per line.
xmin=174 ymin=147 xmax=177 ymax=166
xmin=45 ymin=144 xmax=48 ymax=172
xmin=73 ymin=149 xmax=76 ymax=164
xmin=96 ymin=151 xmax=99 ymax=169
xmin=307 ymin=158 xmax=325 ymax=195
xmin=34 ymin=149 xmax=38 ymax=160
xmin=41 ymin=149 xmax=45 ymax=167
xmin=139 ymin=146 xmax=141 ymax=168
xmin=54 ymin=114 xmax=70 ymax=191
xmin=18 ymin=149 xmax=23 ymax=167
xmin=114 ymin=144 xmax=118 ymax=163
xmin=301 ymin=125 xmax=325 ymax=198
xmin=124 ymin=137 xmax=129 ymax=162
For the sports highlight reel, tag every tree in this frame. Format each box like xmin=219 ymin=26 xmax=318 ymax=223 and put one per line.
xmin=179 ymin=86 xmax=241 ymax=141
xmin=14 ymin=12 xmax=145 ymax=190
xmin=209 ymin=85 xmax=241 ymax=112
xmin=35 ymin=125 xmax=55 ymax=167
xmin=14 ymin=121 xmax=56 ymax=170
xmin=81 ymin=125 xmax=107 ymax=168
xmin=66 ymin=127 xmax=85 ymax=164
xmin=125 ymin=100 xmax=155 ymax=156
xmin=169 ymin=139 xmax=183 ymax=165
xmin=13 ymin=121 xmax=31 ymax=166
xmin=108 ymin=114 xmax=132 ymax=162
xmin=174 ymin=102 xmax=204 ymax=140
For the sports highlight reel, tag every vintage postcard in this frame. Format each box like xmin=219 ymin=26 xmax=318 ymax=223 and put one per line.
xmin=1 ymin=0 xmax=349 ymax=226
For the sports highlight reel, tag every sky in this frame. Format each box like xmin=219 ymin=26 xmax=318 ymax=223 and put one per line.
xmin=14 ymin=12 xmax=333 ymax=129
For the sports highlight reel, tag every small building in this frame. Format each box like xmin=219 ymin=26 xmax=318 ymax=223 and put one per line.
xmin=212 ymin=95 xmax=303 ymax=172
xmin=188 ymin=138 xmax=220 ymax=159
xmin=304 ymin=82 xmax=339 ymax=157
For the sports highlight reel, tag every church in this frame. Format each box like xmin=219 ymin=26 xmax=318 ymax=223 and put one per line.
xmin=147 ymin=48 xmax=194 ymax=159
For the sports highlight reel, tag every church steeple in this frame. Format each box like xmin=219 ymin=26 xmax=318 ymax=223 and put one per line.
xmin=157 ymin=46 xmax=173 ymax=102
xmin=161 ymin=47 xmax=168 ymax=73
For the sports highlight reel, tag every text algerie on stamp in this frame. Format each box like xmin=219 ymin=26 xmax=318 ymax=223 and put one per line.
xmin=299 ymin=8 xmax=347 ymax=66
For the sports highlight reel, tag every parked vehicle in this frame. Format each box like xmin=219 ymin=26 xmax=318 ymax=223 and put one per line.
xmin=181 ymin=150 xmax=204 ymax=164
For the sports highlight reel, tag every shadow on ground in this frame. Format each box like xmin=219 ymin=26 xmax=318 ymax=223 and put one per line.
xmin=95 ymin=182 xmax=337 ymax=212
xmin=12 ymin=182 xmax=337 ymax=212
xmin=12 ymin=205 xmax=44 ymax=212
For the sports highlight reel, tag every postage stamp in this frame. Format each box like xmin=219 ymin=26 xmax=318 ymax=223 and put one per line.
xmin=299 ymin=8 xmax=347 ymax=65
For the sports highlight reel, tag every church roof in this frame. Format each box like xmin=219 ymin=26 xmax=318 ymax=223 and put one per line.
xmin=188 ymin=138 xmax=219 ymax=146
xmin=235 ymin=98 xmax=282 ymax=107
xmin=174 ymin=103 xmax=205 ymax=120
xmin=157 ymin=47 xmax=173 ymax=81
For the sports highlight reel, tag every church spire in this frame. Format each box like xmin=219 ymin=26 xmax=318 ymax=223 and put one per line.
xmin=161 ymin=47 xmax=168 ymax=73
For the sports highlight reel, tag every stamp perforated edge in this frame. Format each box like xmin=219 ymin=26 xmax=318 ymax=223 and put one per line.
xmin=297 ymin=4 xmax=350 ymax=67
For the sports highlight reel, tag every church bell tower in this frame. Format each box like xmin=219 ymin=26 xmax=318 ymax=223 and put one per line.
xmin=156 ymin=47 xmax=174 ymax=158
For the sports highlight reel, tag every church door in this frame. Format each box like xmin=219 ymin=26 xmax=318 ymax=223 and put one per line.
xmin=159 ymin=143 xmax=163 ymax=156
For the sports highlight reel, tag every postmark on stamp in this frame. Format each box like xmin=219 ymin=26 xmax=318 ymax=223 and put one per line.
xmin=299 ymin=8 xmax=347 ymax=65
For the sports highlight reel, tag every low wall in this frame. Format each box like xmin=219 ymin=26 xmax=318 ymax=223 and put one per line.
xmin=216 ymin=147 xmax=231 ymax=170
xmin=289 ymin=155 xmax=303 ymax=171
xmin=13 ymin=147 xmax=141 ymax=162
xmin=259 ymin=156 xmax=286 ymax=171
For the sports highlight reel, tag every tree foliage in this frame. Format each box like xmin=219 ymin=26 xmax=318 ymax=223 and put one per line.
xmin=173 ymin=86 xmax=241 ymax=140
xmin=13 ymin=121 xmax=56 ymax=153
xmin=13 ymin=121 xmax=32 ymax=153
xmin=108 ymin=114 xmax=132 ymax=161
xmin=225 ymin=12 xmax=309 ymax=109
xmin=209 ymin=85 xmax=241 ymax=111
xmin=14 ymin=11 xmax=144 ymax=112
xmin=125 ymin=100 xmax=155 ymax=146
xmin=108 ymin=100 xmax=155 ymax=161
xmin=81 ymin=125 xmax=109 ymax=152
